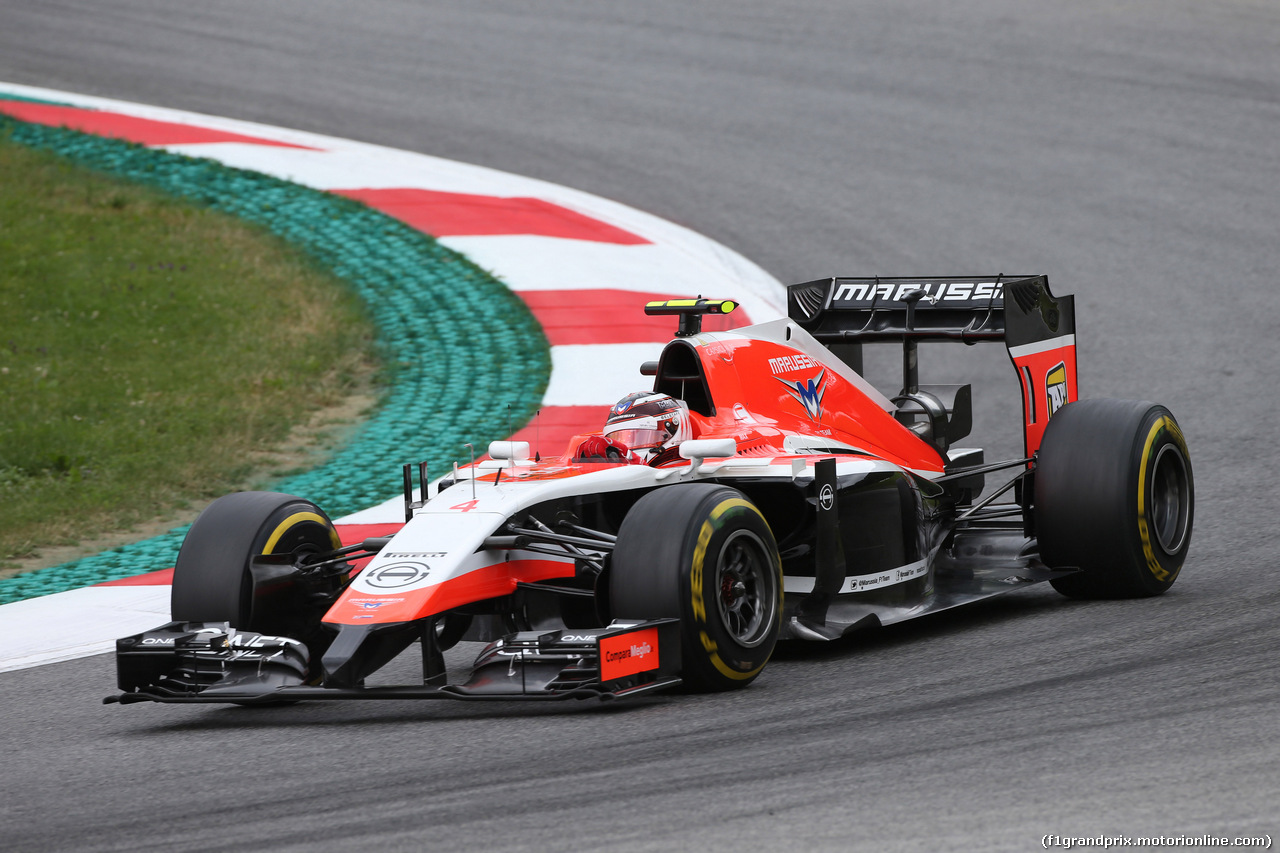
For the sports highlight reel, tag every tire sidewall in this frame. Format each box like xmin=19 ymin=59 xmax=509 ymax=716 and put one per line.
xmin=1129 ymin=407 xmax=1194 ymax=592
xmin=678 ymin=492 xmax=782 ymax=688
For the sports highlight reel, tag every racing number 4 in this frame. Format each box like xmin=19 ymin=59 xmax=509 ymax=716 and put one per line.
xmin=450 ymin=500 xmax=480 ymax=513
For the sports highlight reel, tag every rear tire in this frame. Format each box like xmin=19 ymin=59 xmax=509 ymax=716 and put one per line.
xmin=171 ymin=491 xmax=341 ymax=628
xmin=610 ymin=484 xmax=782 ymax=691
xmin=1035 ymin=399 xmax=1193 ymax=598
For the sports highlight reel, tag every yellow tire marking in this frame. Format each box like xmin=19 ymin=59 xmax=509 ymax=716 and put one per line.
xmin=689 ymin=498 xmax=780 ymax=682
xmin=263 ymin=511 xmax=339 ymax=554
xmin=1136 ymin=416 xmax=1184 ymax=583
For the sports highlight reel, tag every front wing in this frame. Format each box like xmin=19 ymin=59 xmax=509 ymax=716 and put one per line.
xmin=105 ymin=619 xmax=682 ymax=705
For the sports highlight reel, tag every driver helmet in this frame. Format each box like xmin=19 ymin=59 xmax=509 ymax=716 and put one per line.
xmin=602 ymin=392 xmax=690 ymax=456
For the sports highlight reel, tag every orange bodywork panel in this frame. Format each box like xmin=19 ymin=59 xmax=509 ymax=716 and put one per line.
xmin=682 ymin=334 xmax=945 ymax=472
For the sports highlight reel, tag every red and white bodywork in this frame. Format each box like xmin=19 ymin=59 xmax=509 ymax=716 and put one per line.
xmin=324 ymin=317 xmax=950 ymax=632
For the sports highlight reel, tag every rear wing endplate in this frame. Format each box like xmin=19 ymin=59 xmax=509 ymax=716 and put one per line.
xmin=787 ymin=275 xmax=1078 ymax=455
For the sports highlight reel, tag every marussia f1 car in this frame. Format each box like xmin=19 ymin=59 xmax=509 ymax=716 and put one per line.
xmin=107 ymin=275 xmax=1194 ymax=706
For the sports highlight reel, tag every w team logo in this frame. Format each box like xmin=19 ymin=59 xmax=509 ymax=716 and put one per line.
xmin=1045 ymin=362 xmax=1068 ymax=418
xmin=778 ymin=369 xmax=826 ymax=422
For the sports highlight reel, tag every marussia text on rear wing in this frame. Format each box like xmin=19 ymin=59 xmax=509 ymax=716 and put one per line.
xmin=787 ymin=275 xmax=1078 ymax=456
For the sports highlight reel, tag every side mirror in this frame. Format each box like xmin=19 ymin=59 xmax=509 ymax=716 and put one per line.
xmin=679 ymin=439 xmax=737 ymax=473
xmin=679 ymin=438 xmax=737 ymax=459
xmin=488 ymin=440 xmax=531 ymax=461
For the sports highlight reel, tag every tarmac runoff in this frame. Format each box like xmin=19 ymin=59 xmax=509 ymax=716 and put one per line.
xmin=0 ymin=83 xmax=785 ymax=672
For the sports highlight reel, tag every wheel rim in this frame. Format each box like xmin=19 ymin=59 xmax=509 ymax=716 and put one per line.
xmin=1149 ymin=444 xmax=1191 ymax=555
xmin=715 ymin=529 xmax=776 ymax=648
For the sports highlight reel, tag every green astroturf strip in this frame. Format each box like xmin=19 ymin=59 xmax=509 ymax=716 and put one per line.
xmin=0 ymin=93 xmax=76 ymax=106
xmin=0 ymin=116 xmax=551 ymax=604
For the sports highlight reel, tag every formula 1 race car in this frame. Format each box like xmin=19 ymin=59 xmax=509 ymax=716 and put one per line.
xmin=107 ymin=276 xmax=1194 ymax=706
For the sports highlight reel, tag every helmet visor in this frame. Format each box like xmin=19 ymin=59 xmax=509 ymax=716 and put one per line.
xmin=603 ymin=427 xmax=668 ymax=451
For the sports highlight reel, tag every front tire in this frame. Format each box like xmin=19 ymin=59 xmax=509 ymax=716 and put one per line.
xmin=610 ymin=484 xmax=783 ymax=691
xmin=171 ymin=491 xmax=342 ymax=628
xmin=1035 ymin=399 xmax=1194 ymax=598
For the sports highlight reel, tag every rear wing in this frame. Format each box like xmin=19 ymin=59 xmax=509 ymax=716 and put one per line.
xmin=787 ymin=275 xmax=1077 ymax=456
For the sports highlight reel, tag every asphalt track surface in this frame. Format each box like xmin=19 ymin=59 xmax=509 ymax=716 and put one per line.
xmin=1 ymin=2 xmax=1277 ymax=850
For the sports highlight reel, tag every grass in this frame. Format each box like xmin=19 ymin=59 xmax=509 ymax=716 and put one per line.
xmin=0 ymin=137 xmax=381 ymax=569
